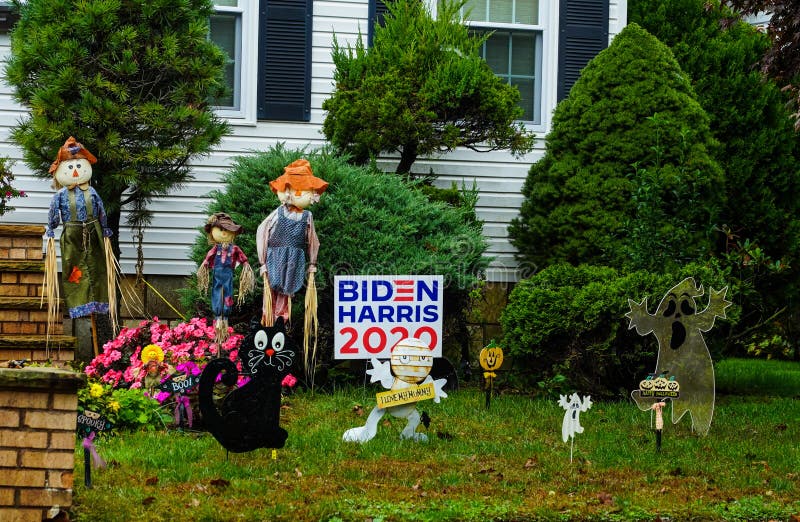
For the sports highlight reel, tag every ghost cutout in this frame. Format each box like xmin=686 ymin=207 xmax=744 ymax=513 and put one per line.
xmin=342 ymin=338 xmax=448 ymax=443
xmin=627 ymin=277 xmax=731 ymax=436
xmin=558 ymin=393 xmax=592 ymax=443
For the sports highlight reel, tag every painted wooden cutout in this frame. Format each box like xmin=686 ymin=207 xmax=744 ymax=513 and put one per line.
xmin=558 ymin=393 xmax=592 ymax=463
xmin=199 ymin=317 xmax=294 ymax=453
xmin=343 ymin=337 xmax=448 ymax=443
xmin=479 ymin=341 xmax=503 ymax=409
xmin=627 ymin=277 xmax=731 ymax=436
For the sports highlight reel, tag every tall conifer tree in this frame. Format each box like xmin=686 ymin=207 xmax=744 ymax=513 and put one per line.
xmin=5 ymin=0 xmax=229 ymax=273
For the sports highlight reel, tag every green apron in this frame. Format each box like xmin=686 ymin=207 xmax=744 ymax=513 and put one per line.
xmin=61 ymin=188 xmax=109 ymax=318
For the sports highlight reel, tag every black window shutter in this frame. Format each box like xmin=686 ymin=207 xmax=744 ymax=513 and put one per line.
xmin=257 ymin=0 xmax=312 ymax=121
xmin=368 ymin=0 xmax=391 ymax=46
xmin=557 ymin=0 xmax=609 ymax=101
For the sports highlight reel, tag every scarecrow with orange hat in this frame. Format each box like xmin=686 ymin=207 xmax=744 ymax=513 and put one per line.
xmin=43 ymin=137 xmax=118 ymax=351
xmin=256 ymin=159 xmax=328 ymax=376
xmin=197 ymin=212 xmax=255 ymax=342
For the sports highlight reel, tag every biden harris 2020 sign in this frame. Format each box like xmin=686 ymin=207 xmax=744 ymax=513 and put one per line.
xmin=334 ymin=275 xmax=443 ymax=359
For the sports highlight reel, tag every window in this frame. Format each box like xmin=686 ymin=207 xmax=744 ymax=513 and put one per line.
xmin=256 ymin=0 xmax=313 ymax=121
xmin=464 ymin=0 xmax=543 ymax=124
xmin=210 ymin=0 xmax=257 ymax=121
xmin=209 ymin=0 xmax=312 ymax=123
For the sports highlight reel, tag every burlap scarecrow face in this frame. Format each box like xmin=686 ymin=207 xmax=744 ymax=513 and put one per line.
xmin=270 ymin=159 xmax=328 ymax=209
xmin=49 ymin=137 xmax=98 ymax=189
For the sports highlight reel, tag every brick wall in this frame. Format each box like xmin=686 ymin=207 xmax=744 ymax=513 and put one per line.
xmin=0 ymin=224 xmax=75 ymax=365
xmin=0 ymin=366 xmax=85 ymax=521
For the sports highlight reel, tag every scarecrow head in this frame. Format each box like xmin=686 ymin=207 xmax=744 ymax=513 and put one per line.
xmin=49 ymin=137 xmax=98 ymax=189
xmin=269 ymin=159 xmax=328 ymax=210
xmin=204 ymin=212 xmax=244 ymax=245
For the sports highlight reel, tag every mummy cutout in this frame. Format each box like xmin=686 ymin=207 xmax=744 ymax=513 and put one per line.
xmin=343 ymin=338 xmax=447 ymax=443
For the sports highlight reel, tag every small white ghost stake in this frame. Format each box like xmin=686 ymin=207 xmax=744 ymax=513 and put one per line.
xmin=558 ymin=393 xmax=592 ymax=462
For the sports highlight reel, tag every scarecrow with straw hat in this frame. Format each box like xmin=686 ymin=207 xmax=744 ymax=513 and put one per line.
xmin=43 ymin=137 xmax=119 ymax=354
xmin=256 ymin=159 xmax=328 ymax=377
xmin=197 ymin=212 xmax=255 ymax=343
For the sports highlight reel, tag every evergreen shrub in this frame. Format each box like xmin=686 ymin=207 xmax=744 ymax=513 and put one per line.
xmin=508 ymin=23 xmax=723 ymax=271
xmin=181 ymin=145 xmax=489 ymax=371
xmin=500 ymin=262 xmax=739 ymax=398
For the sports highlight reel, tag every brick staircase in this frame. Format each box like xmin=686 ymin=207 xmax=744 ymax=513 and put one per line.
xmin=0 ymin=224 xmax=76 ymax=365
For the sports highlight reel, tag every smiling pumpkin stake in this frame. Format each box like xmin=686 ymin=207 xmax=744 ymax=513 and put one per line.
xmin=479 ymin=340 xmax=503 ymax=409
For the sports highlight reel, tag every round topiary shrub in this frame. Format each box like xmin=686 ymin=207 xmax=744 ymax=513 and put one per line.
xmin=500 ymin=261 xmax=738 ymax=398
xmin=181 ymin=144 xmax=489 ymax=377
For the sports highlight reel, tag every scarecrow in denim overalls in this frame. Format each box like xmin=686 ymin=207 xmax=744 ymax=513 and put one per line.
xmin=197 ymin=212 xmax=255 ymax=343
xmin=256 ymin=159 xmax=328 ymax=376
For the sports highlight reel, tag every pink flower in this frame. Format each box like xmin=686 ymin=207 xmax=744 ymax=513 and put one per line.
xmin=155 ymin=391 xmax=171 ymax=404
xmin=281 ymin=374 xmax=298 ymax=388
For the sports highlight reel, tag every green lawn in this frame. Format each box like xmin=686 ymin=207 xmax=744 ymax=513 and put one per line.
xmin=71 ymin=385 xmax=800 ymax=521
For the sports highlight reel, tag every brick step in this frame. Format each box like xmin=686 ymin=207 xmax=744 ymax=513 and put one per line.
xmin=0 ymin=260 xmax=46 ymax=299
xmin=0 ymin=225 xmax=45 ymax=262
xmin=0 ymin=224 xmax=46 ymax=237
xmin=0 ymin=259 xmax=46 ymax=272
xmin=0 ymin=335 xmax=77 ymax=363
xmin=0 ymin=297 xmax=65 ymax=336
xmin=0 ymin=296 xmax=50 ymax=310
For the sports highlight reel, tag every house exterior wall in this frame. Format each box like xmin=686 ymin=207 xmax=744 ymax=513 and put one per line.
xmin=0 ymin=0 xmax=626 ymax=284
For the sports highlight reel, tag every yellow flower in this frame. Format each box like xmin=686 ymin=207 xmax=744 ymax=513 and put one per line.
xmin=89 ymin=383 xmax=105 ymax=398
xmin=108 ymin=400 xmax=121 ymax=413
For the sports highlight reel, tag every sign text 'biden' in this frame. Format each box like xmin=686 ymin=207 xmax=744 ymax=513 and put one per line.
xmin=334 ymin=275 xmax=443 ymax=359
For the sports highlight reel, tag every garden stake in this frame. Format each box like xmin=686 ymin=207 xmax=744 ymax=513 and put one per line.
xmin=479 ymin=342 xmax=503 ymax=410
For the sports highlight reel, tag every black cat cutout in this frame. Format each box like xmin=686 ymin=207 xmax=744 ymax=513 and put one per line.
xmin=199 ymin=317 xmax=295 ymax=452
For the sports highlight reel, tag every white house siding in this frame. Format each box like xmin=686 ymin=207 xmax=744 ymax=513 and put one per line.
xmin=0 ymin=0 xmax=627 ymax=283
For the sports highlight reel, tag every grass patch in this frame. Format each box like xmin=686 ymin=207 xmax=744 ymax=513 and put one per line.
xmin=71 ymin=388 xmax=800 ymax=521
xmin=716 ymin=357 xmax=800 ymax=396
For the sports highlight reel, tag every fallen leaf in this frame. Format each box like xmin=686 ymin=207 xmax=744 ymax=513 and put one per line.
xmin=141 ymin=497 xmax=155 ymax=506
xmin=469 ymin=454 xmax=477 ymax=462
xmin=789 ymin=514 xmax=800 ymax=522
xmin=478 ymin=467 xmax=495 ymax=474
xmin=436 ymin=431 xmax=454 ymax=440
xmin=352 ymin=404 xmax=364 ymax=416
xmin=210 ymin=478 xmax=230 ymax=488
xmin=412 ymin=480 xmax=421 ymax=491
xmin=190 ymin=499 xmax=200 ymax=507
xmin=145 ymin=477 xmax=158 ymax=486
xmin=524 ymin=457 xmax=538 ymax=469
xmin=295 ymin=467 xmax=303 ymax=478
xmin=596 ymin=492 xmax=614 ymax=506
xmin=659 ymin=487 xmax=668 ymax=494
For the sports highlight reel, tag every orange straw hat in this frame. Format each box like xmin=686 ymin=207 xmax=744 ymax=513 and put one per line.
xmin=49 ymin=136 xmax=98 ymax=174
xmin=269 ymin=159 xmax=328 ymax=195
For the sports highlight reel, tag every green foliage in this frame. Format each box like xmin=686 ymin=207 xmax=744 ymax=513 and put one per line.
xmin=508 ymin=23 xmax=723 ymax=271
xmin=181 ymin=144 xmax=489 ymax=362
xmin=0 ymin=158 xmax=26 ymax=216
xmin=78 ymin=381 xmax=169 ymax=433
xmin=5 ymin=0 xmax=229 ymax=260
xmin=716 ymin=357 xmax=800 ymax=395
xmin=72 ymin=390 xmax=800 ymax=521
xmin=322 ymin=0 xmax=534 ymax=174
xmin=500 ymin=261 xmax=738 ymax=397
xmin=629 ymin=0 xmax=800 ymax=346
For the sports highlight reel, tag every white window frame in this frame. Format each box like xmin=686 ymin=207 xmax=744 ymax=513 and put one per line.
xmin=211 ymin=0 xmax=258 ymax=124
xmin=461 ymin=0 xmax=557 ymax=133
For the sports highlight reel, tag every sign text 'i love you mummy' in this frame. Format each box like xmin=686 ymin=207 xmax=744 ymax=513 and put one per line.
xmin=334 ymin=275 xmax=443 ymax=359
